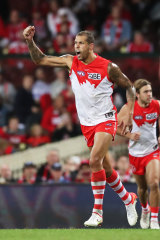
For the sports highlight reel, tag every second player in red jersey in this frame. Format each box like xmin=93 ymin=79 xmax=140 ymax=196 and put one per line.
xmin=118 ymin=79 xmax=160 ymax=229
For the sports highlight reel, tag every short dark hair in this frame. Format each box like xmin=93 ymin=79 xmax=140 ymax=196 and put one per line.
xmin=134 ymin=79 xmax=151 ymax=93
xmin=76 ymin=31 xmax=95 ymax=44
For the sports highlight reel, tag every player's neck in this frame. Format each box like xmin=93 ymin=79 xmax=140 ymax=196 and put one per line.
xmin=82 ymin=52 xmax=97 ymax=65
xmin=137 ymin=99 xmax=149 ymax=108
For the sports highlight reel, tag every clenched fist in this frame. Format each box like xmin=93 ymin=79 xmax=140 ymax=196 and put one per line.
xmin=23 ymin=26 xmax=35 ymax=41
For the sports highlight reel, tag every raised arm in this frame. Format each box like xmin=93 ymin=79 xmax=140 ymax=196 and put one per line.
xmin=23 ymin=26 xmax=73 ymax=69
xmin=108 ymin=62 xmax=136 ymax=134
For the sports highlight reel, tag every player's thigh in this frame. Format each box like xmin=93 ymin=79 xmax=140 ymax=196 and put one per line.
xmin=91 ymin=132 xmax=112 ymax=159
xmin=145 ymin=159 xmax=160 ymax=185
xmin=133 ymin=174 xmax=147 ymax=189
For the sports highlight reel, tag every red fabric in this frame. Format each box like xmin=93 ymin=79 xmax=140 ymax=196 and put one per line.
xmin=41 ymin=106 xmax=60 ymax=133
xmin=150 ymin=207 xmax=159 ymax=214
xmin=121 ymin=191 xmax=130 ymax=201
xmin=4 ymin=145 xmax=14 ymax=155
xmin=141 ymin=202 xmax=149 ymax=208
xmin=0 ymin=128 xmax=7 ymax=138
xmin=40 ymin=94 xmax=52 ymax=113
xmin=104 ymin=19 xmax=123 ymax=44
xmin=81 ymin=120 xmax=117 ymax=147
xmin=91 ymin=169 xmax=106 ymax=182
xmin=18 ymin=174 xmax=36 ymax=184
xmin=27 ymin=136 xmax=50 ymax=147
xmin=70 ymin=55 xmax=112 ymax=86
xmin=67 ymin=103 xmax=78 ymax=124
xmin=129 ymin=149 xmax=160 ymax=175
xmin=5 ymin=133 xmax=26 ymax=145
xmin=133 ymin=100 xmax=160 ymax=128
xmin=91 ymin=169 xmax=106 ymax=212
xmin=128 ymin=42 xmax=152 ymax=53
xmin=0 ymin=17 xmax=7 ymax=37
xmin=6 ymin=21 xmax=28 ymax=41
xmin=56 ymin=21 xmax=72 ymax=34
xmin=8 ymin=41 xmax=29 ymax=54
xmin=106 ymin=168 xmax=118 ymax=183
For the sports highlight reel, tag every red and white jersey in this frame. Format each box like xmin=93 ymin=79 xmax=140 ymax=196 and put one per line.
xmin=69 ymin=55 xmax=117 ymax=126
xmin=129 ymin=100 xmax=160 ymax=157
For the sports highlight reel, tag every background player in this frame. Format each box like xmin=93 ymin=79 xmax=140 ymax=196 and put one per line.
xmin=117 ymin=79 xmax=160 ymax=229
xmin=23 ymin=26 xmax=137 ymax=227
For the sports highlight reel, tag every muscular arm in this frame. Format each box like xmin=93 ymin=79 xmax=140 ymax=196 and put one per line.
xmin=23 ymin=26 xmax=73 ymax=69
xmin=108 ymin=62 xmax=136 ymax=133
xmin=26 ymin=39 xmax=73 ymax=68
xmin=108 ymin=62 xmax=135 ymax=113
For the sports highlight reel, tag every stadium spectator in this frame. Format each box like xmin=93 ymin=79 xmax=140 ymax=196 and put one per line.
xmin=18 ymin=162 xmax=37 ymax=184
xmin=75 ymin=0 xmax=105 ymax=34
xmin=41 ymin=94 xmax=75 ymax=141
xmin=32 ymin=67 xmax=50 ymax=102
xmin=94 ymin=39 xmax=105 ymax=55
xmin=113 ymin=84 xmax=126 ymax=112
xmin=127 ymin=31 xmax=153 ymax=53
xmin=114 ymin=0 xmax=132 ymax=22
xmin=31 ymin=0 xmax=49 ymax=18
xmin=27 ymin=124 xmax=50 ymax=147
xmin=63 ymin=155 xmax=81 ymax=181
xmin=0 ymin=138 xmax=14 ymax=156
xmin=39 ymin=93 xmax=52 ymax=114
xmin=56 ymin=8 xmax=79 ymax=37
xmin=117 ymin=155 xmax=134 ymax=183
xmin=6 ymin=10 xmax=28 ymax=52
xmin=50 ymin=68 xmax=67 ymax=99
xmin=0 ymin=16 xmax=8 ymax=52
xmin=102 ymin=5 xmax=132 ymax=51
xmin=8 ymin=30 xmax=29 ymax=54
xmin=2 ymin=116 xmax=26 ymax=150
xmin=31 ymin=10 xmax=49 ymax=49
xmin=52 ymin=27 xmax=74 ymax=54
xmin=117 ymin=79 xmax=160 ymax=229
xmin=14 ymin=74 xmax=34 ymax=123
xmin=36 ymin=149 xmax=60 ymax=182
xmin=75 ymin=159 xmax=91 ymax=183
xmin=46 ymin=0 xmax=60 ymax=38
xmin=0 ymin=70 xmax=16 ymax=112
xmin=25 ymin=102 xmax=42 ymax=133
xmin=47 ymin=162 xmax=69 ymax=183
xmin=0 ymin=96 xmax=9 ymax=127
xmin=0 ymin=164 xmax=15 ymax=184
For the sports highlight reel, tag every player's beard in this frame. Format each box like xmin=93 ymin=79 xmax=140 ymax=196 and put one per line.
xmin=140 ymin=97 xmax=152 ymax=106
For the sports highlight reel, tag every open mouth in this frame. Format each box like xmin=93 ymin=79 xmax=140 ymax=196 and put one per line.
xmin=76 ymin=51 xmax=81 ymax=57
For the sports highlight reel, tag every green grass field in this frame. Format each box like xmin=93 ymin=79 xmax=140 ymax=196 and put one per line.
xmin=0 ymin=229 xmax=159 ymax=240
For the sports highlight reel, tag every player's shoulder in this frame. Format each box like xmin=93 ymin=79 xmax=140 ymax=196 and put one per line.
xmin=97 ymin=55 xmax=111 ymax=64
xmin=150 ymin=99 xmax=160 ymax=111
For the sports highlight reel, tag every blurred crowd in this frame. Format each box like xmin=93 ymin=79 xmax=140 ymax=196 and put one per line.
xmin=0 ymin=0 xmax=159 ymax=183
xmin=0 ymin=0 xmax=159 ymax=55
xmin=0 ymin=67 xmax=81 ymax=155
xmin=0 ymin=149 xmax=135 ymax=184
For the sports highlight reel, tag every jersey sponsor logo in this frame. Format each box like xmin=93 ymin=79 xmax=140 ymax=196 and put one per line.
xmin=87 ymin=73 xmax=101 ymax=80
xmin=105 ymin=112 xmax=113 ymax=118
xmin=106 ymin=123 xmax=112 ymax=127
xmin=130 ymin=164 xmax=136 ymax=173
xmin=146 ymin=112 xmax=157 ymax=120
xmin=134 ymin=115 xmax=143 ymax=120
xmin=153 ymin=144 xmax=158 ymax=150
xmin=77 ymin=71 xmax=85 ymax=76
